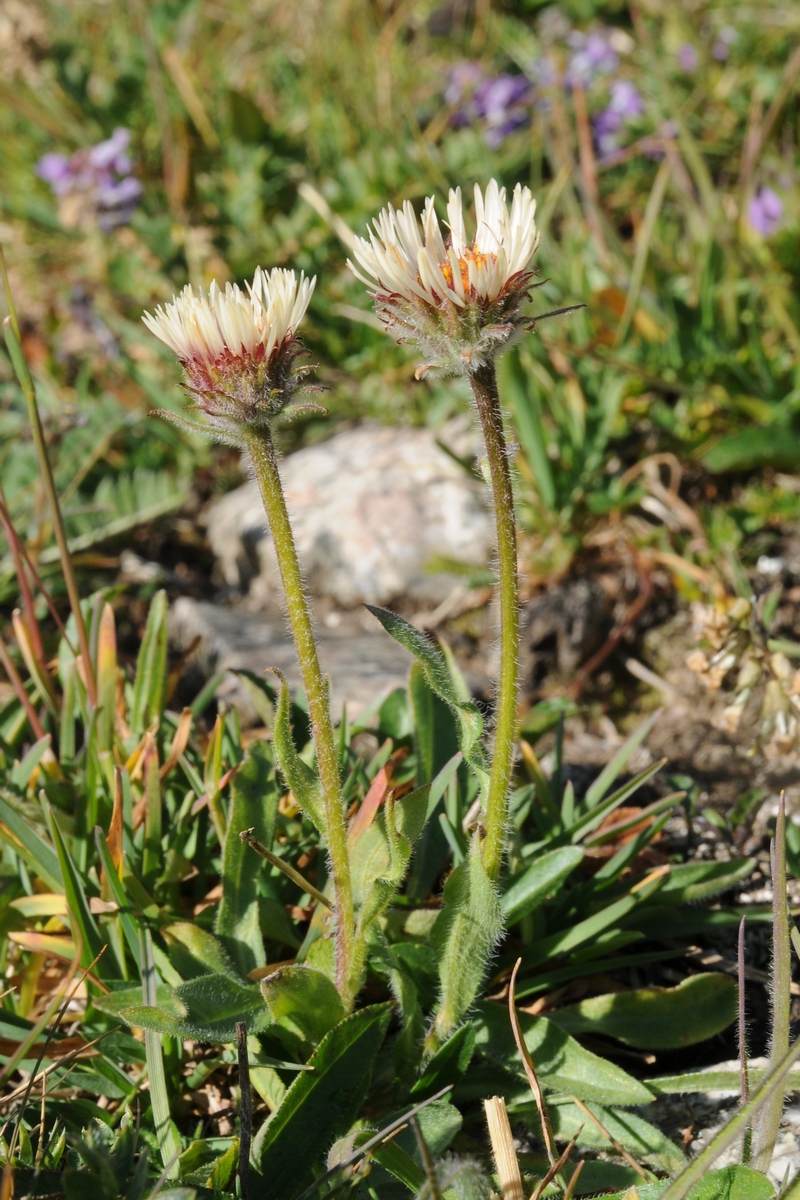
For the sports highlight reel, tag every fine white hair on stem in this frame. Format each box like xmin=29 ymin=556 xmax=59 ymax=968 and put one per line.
xmin=348 ymin=180 xmax=539 ymax=308
xmin=142 ymin=267 xmax=315 ymax=364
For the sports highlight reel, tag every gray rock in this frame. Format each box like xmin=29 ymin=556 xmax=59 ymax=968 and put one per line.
xmin=169 ymin=596 xmax=413 ymax=721
xmin=206 ymin=424 xmax=493 ymax=609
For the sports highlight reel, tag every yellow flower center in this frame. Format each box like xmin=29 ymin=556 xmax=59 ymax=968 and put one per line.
xmin=440 ymin=246 xmax=491 ymax=292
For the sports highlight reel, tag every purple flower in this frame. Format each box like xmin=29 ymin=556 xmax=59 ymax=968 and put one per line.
xmin=474 ymin=74 xmax=531 ymax=116
xmin=473 ymin=73 xmax=532 ymax=145
xmin=748 ymin=188 xmax=784 ymax=237
xmin=36 ymin=128 xmax=141 ymax=229
xmin=609 ymin=79 xmax=644 ymax=120
xmin=88 ymin=127 xmax=131 ymax=172
xmin=445 ymin=64 xmax=532 ymax=147
xmin=593 ymin=80 xmax=644 ymax=157
xmin=677 ymin=43 xmax=698 ymax=72
xmin=565 ymin=29 xmax=618 ymax=88
xmin=36 ymin=153 xmax=74 ymax=195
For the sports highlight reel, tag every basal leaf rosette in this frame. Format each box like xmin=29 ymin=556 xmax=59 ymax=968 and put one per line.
xmin=348 ymin=179 xmax=540 ymax=377
xmin=142 ymin=267 xmax=318 ymax=442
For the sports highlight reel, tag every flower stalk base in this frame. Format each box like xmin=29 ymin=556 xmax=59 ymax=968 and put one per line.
xmin=244 ymin=428 xmax=358 ymax=1006
xmin=470 ymin=361 xmax=519 ymax=882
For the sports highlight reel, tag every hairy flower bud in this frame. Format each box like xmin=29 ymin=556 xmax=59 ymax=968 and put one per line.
xmin=348 ymin=179 xmax=540 ymax=376
xmin=142 ymin=267 xmax=318 ymax=442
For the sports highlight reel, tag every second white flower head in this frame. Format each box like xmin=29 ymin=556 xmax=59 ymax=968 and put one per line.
xmin=348 ymin=180 xmax=540 ymax=374
xmin=350 ymin=180 xmax=538 ymax=307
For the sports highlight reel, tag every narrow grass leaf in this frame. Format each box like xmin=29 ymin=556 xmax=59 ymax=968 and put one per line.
xmin=502 ymin=846 xmax=583 ymax=925
xmin=49 ymin=810 xmax=118 ymax=979
xmin=141 ymin=928 xmax=182 ymax=1180
xmin=130 ymin=589 xmax=168 ymax=736
xmin=583 ymin=711 xmax=660 ymax=810
xmin=0 ymin=793 xmax=61 ymax=890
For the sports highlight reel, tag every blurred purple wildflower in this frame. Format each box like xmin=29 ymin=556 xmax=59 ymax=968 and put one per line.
xmin=594 ymin=79 xmax=645 ymax=157
xmin=712 ymin=26 xmax=736 ymax=62
xmin=36 ymin=154 xmax=74 ymax=195
xmin=565 ymin=29 xmax=618 ymax=88
xmin=444 ymin=63 xmax=532 ymax=147
xmin=677 ymin=43 xmax=698 ymax=72
xmin=36 ymin=127 xmax=142 ymax=230
xmin=748 ymin=188 xmax=784 ymax=237
xmin=474 ymin=74 xmax=532 ymax=147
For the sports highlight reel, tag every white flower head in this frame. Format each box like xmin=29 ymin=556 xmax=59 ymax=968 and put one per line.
xmin=348 ymin=180 xmax=540 ymax=375
xmin=142 ymin=267 xmax=319 ymax=440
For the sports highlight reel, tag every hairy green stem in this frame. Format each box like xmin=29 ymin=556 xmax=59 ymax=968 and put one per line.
xmin=470 ymin=361 xmax=518 ymax=883
xmin=244 ymin=428 xmax=357 ymax=1005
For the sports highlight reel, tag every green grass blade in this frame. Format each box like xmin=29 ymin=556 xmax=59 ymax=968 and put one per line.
xmin=0 ymin=793 xmax=61 ymax=890
xmin=753 ymin=796 xmax=792 ymax=1171
xmin=141 ymin=927 xmax=182 ymax=1179
xmin=130 ymin=589 xmax=168 ymax=736
xmin=583 ymin=711 xmax=661 ymax=810
xmin=520 ymin=868 xmax=667 ymax=969
xmin=49 ymin=809 xmax=119 ymax=979
xmin=94 ymin=827 xmax=142 ymax=973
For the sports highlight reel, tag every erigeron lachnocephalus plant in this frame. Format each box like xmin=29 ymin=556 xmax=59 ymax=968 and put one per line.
xmin=141 ymin=182 xmax=558 ymax=1043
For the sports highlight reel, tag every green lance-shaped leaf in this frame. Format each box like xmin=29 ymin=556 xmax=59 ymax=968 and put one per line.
xmin=551 ymin=973 xmax=738 ymax=1050
xmin=217 ymin=739 xmax=279 ymax=978
xmin=260 ymin=964 xmax=345 ymax=1056
xmin=411 ymin=1022 xmax=475 ymax=1100
xmin=251 ymin=1003 xmax=392 ymax=1200
xmin=272 ymin=670 xmax=325 ymax=833
xmin=673 ymin=1166 xmax=775 ymax=1200
xmin=164 ymin=921 xmax=239 ymax=980
xmin=474 ymin=1000 xmax=654 ymax=1107
xmin=123 ymin=972 xmax=272 ymax=1042
xmin=129 ymin=589 xmax=168 ymax=736
xmin=428 ymin=835 xmax=503 ymax=1047
xmin=501 ymin=845 xmax=583 ymax=926
xmin=366 ymin=605 xmax=490 ymax=804
xmin=648 ymin=1066 xmax=800 ymax=1095
xmin=655 ymin=857 xmax=757 ymax=903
